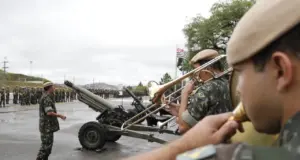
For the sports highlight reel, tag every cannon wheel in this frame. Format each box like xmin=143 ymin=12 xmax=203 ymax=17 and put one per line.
xmin=78 ymin=121 xmax=106 ymax=150
xmin=106 ymin=119 xmax=122 ymax=142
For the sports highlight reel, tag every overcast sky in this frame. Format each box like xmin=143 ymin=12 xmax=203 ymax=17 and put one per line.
xmin=0 ymin=0 xmax=217 ymax=86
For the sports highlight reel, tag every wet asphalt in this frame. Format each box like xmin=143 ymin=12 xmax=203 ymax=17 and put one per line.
xmin=0 ymin=98 xmax=179 ymax=160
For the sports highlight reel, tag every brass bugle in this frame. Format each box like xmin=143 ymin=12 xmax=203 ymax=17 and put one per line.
xmin=228 ymin=102 xmax=249 ymax=122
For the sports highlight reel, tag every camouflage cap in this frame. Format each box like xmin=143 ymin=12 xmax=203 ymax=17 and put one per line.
xmin=226 ymin=0 xmax=300 ymax=65
xmin=43 ymin=82 xmax=53 ymax=88
xmin=189 ymin=49 xmax=218 ymax=65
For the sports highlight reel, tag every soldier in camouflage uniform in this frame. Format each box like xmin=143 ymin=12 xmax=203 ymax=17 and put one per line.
xmin=124 ymin=0 xmax=300 ymax=160
xmin=31 ymin=87 xmax=37 ymax=105
xmin=0 ymin=87 xmax=5 ymax=107
xmin=13 ymin=86 xmax=18 ymax=104
xmin=66 ymin=89 xmax=70 ymax=102
xmin=5 ymin=87 xmax=9 ymax=104
xmin=36 ymin=82 xmax=66 ymax=160
xmin=36 ymin=87 xmax=43 ymax=104
xmin=167 ymin=49 xmax=232 ymax=134
xmin=25 ymin=87 xmax=31 ymax=105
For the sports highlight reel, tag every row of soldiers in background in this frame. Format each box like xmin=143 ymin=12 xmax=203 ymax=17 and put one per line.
xmin=87 ymin=88 xmax=120 ymax=99
xmin=11 ymin=86 xmax=78 ymax=106
xmin=0 ymin=87 xmax=10 ymax=107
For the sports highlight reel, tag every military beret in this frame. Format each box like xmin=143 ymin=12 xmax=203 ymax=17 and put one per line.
xmin=43 ymin=82 xmax=53 ymax=88
xmin=227 ymin=0 xmax=300 ymax=65
xmin=189 ymin=49 xmax=219 ymax=65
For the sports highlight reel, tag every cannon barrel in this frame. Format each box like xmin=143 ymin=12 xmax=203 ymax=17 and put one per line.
xmin=124 ymin=87 xmax=146 ymax=111
xmin=64 ymin=80 xmax=115 ymax=112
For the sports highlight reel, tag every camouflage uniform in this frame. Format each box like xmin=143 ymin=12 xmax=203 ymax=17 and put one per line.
xmin=25 ymin=87 xmax=31 ymax=105
xmin=177 ymin=112 xmax=300 ymax=160
xmin=0 ymin=88 xmax=5 ymax=107
xmin=13 ymin=87 xmax=19 ymax=104
xmin=36 ymin=92 xmax=60 ymax=160
xmin=5 ymin=87 xmax=9 ymax=104
xmin=181 ymin=77 xmax=232 ymax=127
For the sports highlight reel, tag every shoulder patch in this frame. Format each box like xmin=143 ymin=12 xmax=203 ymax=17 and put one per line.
xmin=176 ymin=145 xmax=216 ymax=160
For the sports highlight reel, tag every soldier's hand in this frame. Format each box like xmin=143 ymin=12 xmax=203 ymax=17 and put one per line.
xmin=179 ymin=113 xmax=239 ymax=149
xmin=60 ymin=115 xmax=67 ymax=120
xmin=182 ymin=81 xmax=195 ymax=94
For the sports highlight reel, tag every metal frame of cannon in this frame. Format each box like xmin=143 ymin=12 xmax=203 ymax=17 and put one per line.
xmin=64 ymin=80 xmax=178 ymax=150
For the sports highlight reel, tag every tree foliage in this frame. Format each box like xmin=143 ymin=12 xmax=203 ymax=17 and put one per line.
xmin=180 ymin=0 xmax=255 ymax=72
xmin=159 ymin=73 xmax=173 ymax=85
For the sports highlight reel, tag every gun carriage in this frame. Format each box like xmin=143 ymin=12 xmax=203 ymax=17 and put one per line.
xmin=64 ymin=80 xmax=175 ymax=150
xmin=65 ymin=54 xmax=278 ymax=150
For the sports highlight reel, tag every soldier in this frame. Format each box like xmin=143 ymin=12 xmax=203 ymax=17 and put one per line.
xmin=0 ymin=87 xmax=5 ymax=107
xmin=31 ymin=87 xmax=37 ymax=105
xmin=19 ymin=87 xmax=24 ymax=106
xmin=18 ymin=87 xmax=22 ymax=105
xmin=37 ymin=87 xmax=43 ymax=104
xmin=36 ymin=82 xmax=66 ymax=160
xmin=54 ymin=89 xmax=59 ymax=103
xmin=66 ymin=89 xmax=70 ymax=102
xmin=25 ymin=87 xmax=31 ymax=105
xmin=166 ymin=49 xmax=232 ymax=133
xmin=124 ymin=0 xmax=300 ymax=160
xmin=13 ymin=86 xmax=18 ymax=104
xmin=62 ymin=89 xmax=66 ymax=102
xmin=6 ymin=87 xmax=9 ymax=104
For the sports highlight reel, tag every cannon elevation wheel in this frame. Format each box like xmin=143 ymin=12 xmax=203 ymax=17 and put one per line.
xmin=78 ymin=121 xmax=106 ymax=150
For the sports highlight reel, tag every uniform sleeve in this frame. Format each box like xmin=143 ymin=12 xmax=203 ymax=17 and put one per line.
xmin=181 ymin=110 xmax=198 ymax=127
xmin=183 ymin=86 xmax=218 ymax=126
xmin=176 ymin=143 xmax=300 ymax=160
xmin=42 ymin=96 xmax=54 ymax=113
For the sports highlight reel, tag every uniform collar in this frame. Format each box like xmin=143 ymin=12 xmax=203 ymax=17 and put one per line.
xmin=277 ymin=111 xmax=300 ymax=146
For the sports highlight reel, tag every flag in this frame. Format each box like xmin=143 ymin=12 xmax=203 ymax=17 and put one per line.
xmin=176 ymin=48 xmax=184 ymax=53
xmin=176 ymin=48 xmax=187 ymax=58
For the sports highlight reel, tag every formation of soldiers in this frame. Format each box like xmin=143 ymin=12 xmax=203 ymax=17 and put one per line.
xmin=0 ymin=85 xmax=120 ymax=108
xmin=87 ymin=88 xmax=120 ymax=99
xmin=9 ymin=86 xmax=78 ymax=106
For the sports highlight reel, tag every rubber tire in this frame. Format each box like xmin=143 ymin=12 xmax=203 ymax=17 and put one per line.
xmin=78 ymin=121 xmax=106 ymax=150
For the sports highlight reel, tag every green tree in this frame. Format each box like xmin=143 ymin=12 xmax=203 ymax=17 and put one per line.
xmin=134 ymin=82 xmax=148 ymax=96
xmin=138 ymin=81 xmax=143 ymax=86
xmin=159 ymin=73 xmax=173 ymax=85
xmin=180 ymin=0 xmax=255 ymax=72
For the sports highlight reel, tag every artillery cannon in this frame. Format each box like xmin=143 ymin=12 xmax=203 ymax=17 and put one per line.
xmin=64 ymin=80 xmax=176 ymax=150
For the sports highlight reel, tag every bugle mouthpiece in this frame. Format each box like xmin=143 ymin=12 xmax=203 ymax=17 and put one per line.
xmin=229 ymin=102 xmax=248 ymax=122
